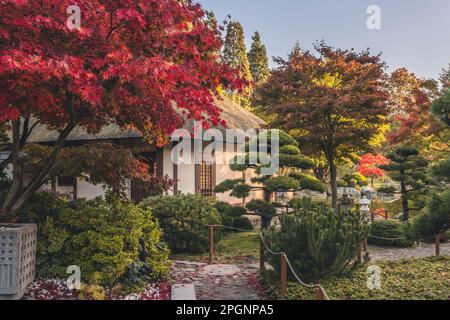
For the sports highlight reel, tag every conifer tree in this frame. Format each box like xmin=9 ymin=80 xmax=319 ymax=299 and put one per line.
xmin=379 ymin=146 xmax=430 ymax=221
xmin=247 ymin=31 xmax=270 ymax=87
xmin=223 ymin=21 xmax=252 ymax=107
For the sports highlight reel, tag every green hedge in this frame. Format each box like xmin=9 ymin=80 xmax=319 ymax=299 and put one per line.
xmin=141 ymin=194 xmax=222 ymax=254
xmin=368 ymin=220 xmax=414 ymax=247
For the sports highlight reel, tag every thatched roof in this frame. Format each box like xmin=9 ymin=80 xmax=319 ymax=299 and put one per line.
xmin=25 ymin=96 xmax=266 ymax=143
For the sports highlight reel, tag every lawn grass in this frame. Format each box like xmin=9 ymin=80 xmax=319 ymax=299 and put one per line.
xmin=171 ymin=231 xmax=260 ymax=264
xmin=262 ymin=255 xmax=450 ymax=300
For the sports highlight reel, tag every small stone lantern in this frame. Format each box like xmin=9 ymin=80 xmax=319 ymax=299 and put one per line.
xmin=359 ymin=196 xmax=371 ymax=218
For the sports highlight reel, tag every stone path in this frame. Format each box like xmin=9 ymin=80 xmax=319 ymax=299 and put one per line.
xmin=170 ymin=261 xmax=264 ymax=300
xmin=368 ymin=242 xmax=450 ymax=262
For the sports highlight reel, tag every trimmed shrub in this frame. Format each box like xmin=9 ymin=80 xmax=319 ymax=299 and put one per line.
xmin=214 ymin=201 xmax=247 ymax=229
xmin=141 ymin=194 xmax=222 ymax=254
xmin=20 ymin=192 xmax=171 ymax=289
xmin=368 ymin=220 xmax=414 ymax=247
xmin=264 ymin=198 xmax=368 ymax=281
xmin=232 ymin=216 xmax=254 ymax=231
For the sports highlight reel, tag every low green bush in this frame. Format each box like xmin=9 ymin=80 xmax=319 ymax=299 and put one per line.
xmin=20 ymin=192 xmax=171 ymax=289
xmin=141 ymin=194 xmax=222 ymax=254
xmin=232 ymin=216 xmax=254 ymax=231
xmin=368 ymin=220 xmax=415 ymax=247
xmin=214 ymin=201 xmax=249 ymax=230
xmin=263 ymin=198 xmax=368 ymax=281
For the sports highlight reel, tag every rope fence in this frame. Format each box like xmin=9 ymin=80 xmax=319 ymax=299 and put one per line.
xmin=207 ymin=224 xmax=329 ymax=300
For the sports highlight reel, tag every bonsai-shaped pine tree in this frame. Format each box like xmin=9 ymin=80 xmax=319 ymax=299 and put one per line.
xmin=379 ymin=146 xmax=430 ymax=221
xmin=214 ymin=130 xmax=326 ymax=229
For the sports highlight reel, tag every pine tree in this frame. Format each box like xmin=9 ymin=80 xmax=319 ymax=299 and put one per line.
xmin=247 ymin=31 xmax=270 ymax=87
xmin=214 ymin=130 xmax=325 ymax=230
xmin=223 ymin=21 xmax=252 ymax=108
xmin=380 ymin=146 xmax=430 ymax=221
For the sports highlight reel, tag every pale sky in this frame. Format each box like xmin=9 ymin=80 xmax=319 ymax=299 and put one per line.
xmin=198 ymin=0 xmax=450 ymax=80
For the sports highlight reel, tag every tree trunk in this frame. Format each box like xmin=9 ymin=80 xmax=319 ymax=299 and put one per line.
xmin=329 ymin=160 xmax=338 ymax=211
xmin=371 ymin=176 xmax=374 ymax=188
xmin=1 ymin=121 xmax=75 ymax=222
xmin=400 ymin=179 xmax=409 ymax=221
xmin=261 ymin=190 xmax=272 ymax=229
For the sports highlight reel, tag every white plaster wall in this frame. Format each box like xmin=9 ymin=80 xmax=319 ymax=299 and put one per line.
xmin=163 ymin=145 xmax=175 ymax=195
xmin=215 ymin=142 xmax=244 ymax=204
xmin=177 ymin=163 xmax=196 ymax=194
xmin=77 ymin=179 xmax=105 ymax=199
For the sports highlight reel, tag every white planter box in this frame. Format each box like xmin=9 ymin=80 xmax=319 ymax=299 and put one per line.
xmin=0 ymin=224 xmax=37 ymax=300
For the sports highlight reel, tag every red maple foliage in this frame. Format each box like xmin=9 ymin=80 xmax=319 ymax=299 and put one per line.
xmin=0 ymin=0 xmax=242 ymax=218
xmin=357 ymin=153 xmax=389 ymax=186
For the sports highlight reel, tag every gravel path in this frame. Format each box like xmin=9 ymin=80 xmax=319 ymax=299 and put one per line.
xmin=368 ymin=242 xmax=450 ymax=262
xmin=170 ymin=260 xmax=265 ymax=300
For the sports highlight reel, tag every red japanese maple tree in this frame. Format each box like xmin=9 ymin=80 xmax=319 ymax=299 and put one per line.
xmin=0 ymin=0 xmax=241 ymax=219
xmin=357 ymin=153 xmax=389 ymax=187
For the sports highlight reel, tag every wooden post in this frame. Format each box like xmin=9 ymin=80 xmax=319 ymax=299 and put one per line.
xmin=435 ymin=232 xmax=440 ymax=256
xmin=259 ymin=237 xmax=265 ymax=271
xmin=209 ymin=225 xmax=214 ymax=264
xmin=384 ymin=210 xmax=388 ymax=220
xmin=315 ymin=287 xmax=325 ymax=300
xmin=280 ymin=254 xmax=287 ymax=297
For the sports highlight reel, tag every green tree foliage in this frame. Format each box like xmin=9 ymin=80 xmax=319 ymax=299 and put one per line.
xmin=430 ymin=88 xmax=450 ymax=127
xmin=246 ymin=199 xmax=277 ymax=229
xmin=140 ymin=194 xmax=222 ymax=253
xmin=214 ymin=201 xmax=252 ymax=230
xmin=255 ymin=42 xmax=389 ymax=209
xmin=263 ymin=198 xmax=368 ymax=281
xmin=432 ymin=157 xmax=450 ymax=182
xmin=247 ymin=31 xmax=270 ymax=87
xmin=223 ymin=21 xmax=252 ymax=108
xmin=414 ymin=190 xmax=450 ymax=239
xmin=339 ymin=173 xmax=368 ymax=188
xmin=380 ymin=146 xmax=430 ymax=221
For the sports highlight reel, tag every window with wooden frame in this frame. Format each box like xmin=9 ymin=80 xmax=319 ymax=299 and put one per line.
xmin=196 ymin=161 xmax=215 ymax=197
